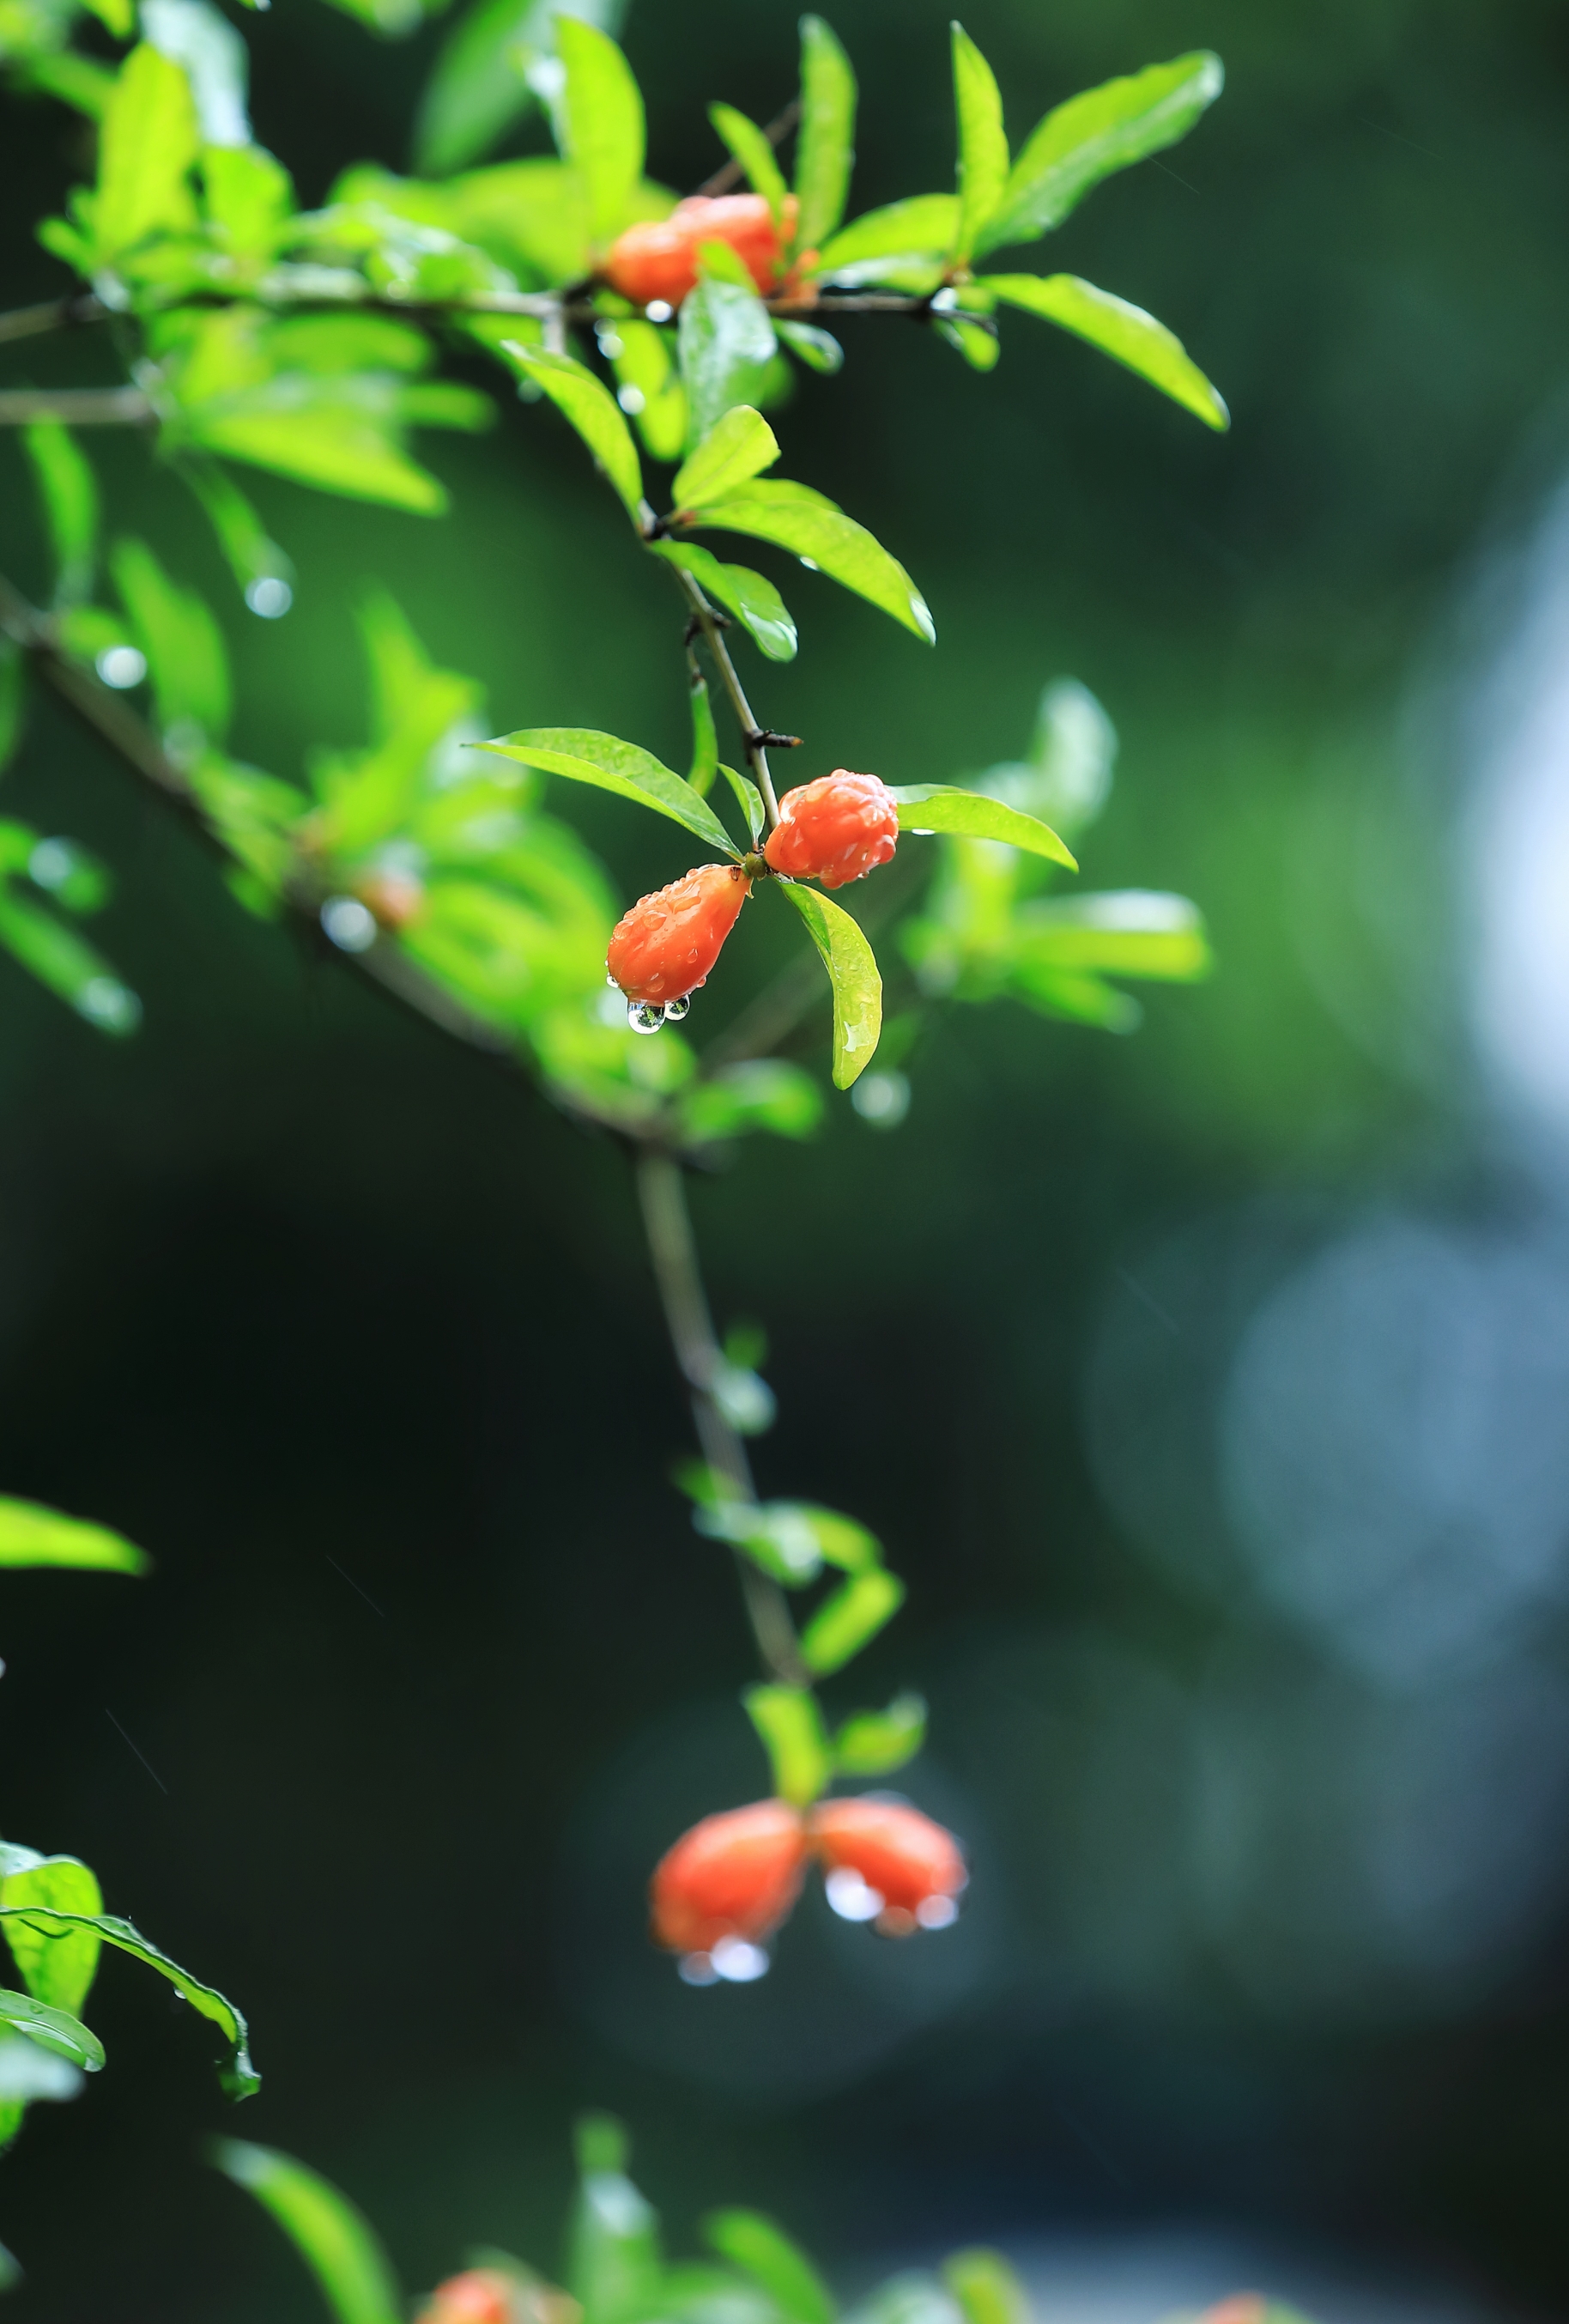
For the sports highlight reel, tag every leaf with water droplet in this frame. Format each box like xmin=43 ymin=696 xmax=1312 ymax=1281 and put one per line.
xmin=778 ymin=881 xmax=881 ymax=1089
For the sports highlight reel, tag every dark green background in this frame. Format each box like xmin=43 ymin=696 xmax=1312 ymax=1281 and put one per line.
xmin=3 ymin=0 xmax=1568 ymax=2315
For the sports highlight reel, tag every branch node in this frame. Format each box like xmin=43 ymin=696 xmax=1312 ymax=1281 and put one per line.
xmin=744 ymin=729 xmax=801 ymax=751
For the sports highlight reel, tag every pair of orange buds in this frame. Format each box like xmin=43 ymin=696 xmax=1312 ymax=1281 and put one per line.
xmin=651 ymin=1794 xmax=966 ymax=1981
xmin=603 ymin=192 xmax=814 ymax=313
xmin=608 ymin=771 xmax=898 ymax=1021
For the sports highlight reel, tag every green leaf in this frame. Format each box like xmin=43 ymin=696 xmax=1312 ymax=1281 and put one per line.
xmin=0 ymin=1496 xmax=148 ymax=1575
xmin=888 ymin=784 xmax=1076 ymax=868
xmin=1012 ymin=890 xmax=1211 ymax=980
xmin=557 ymin=15 xmax=644 ymax=246
xmin=142 ymin=0 xmax=251 ymax=149
xmin=215 ymin=2143 xmax=399 ymax=2324
xmin=775 ymin=319 xmax=843 ymax=373
xmin=202 ymin=142 xmax=294 ymax=256
xmin=718 ymin=763 xmax=764 ymax=846
xmin=950 ymin=24 xmax=1008 ymax=263
xmin=497 ymin=343 xmax=644 ymax=519
xmin=693 ymin=1496 xmax=877 ymax=1584
xmin=709 ymin=103 xmax=789 ymax=220
xmin=0 ymin=894 xmax=141 ymax=1035
xmin=605 ymin=318 xmax=687 ymax=460
xmin=704 ymin=2212 xmax=835 ymax=2324
xmin=932 ymin=313 xmax=999 ymax=372
xmin=778 ymin=880 xmax=882 ymax=1088
xmin=0 ymin=1850 xmax=103 ymax=2018
xmin=21 ymin=421 xmax=97 ymax=605
xmin=0 ymin=644 xmax=24 ymax=777
xmin=793 ymin=16 xmax=857 ymax=254
xmin=0 ymin=1990 xmax=102 ymax=2072
xmin=0 ymin=1908 xmax=256 ymax=2097
xmin=675 ymin=1059 xmax=822 ymax=1146
xmin=940 ymin=2252 xmax=1029 ymax=2324
xmin=682 ymin=478 xmax=933 ymax=644
xmin=678 ymin=280 xmax=777 ymax=451
xmin=673 ymin=405 xmax=780 ymax=509
xmin=799 ymin=1568 xmax=904 ymax=1676
xmin=687 ymin=669 xmax=718 ymax=797
xmin=815 ymin=194 xmax=957 ymax=274
xmin=176 ymin=458 xmax=294 ymax=609
xmin=986 ymin=273 xmax=1228 ymax=430
xmin=833 ymin=1691 xmax=926 ymax=1776
xmin=566 ymin=2120 xmax=663 ymax=2324
xmin=743 ymin=1684 xmax=833 ymax=1806
xmin=482 ymin=728 xmax=739 ymax=858
xmin=414 ymin=0 xmax=629 ymax=175
xmin=647 ymin=541 xmax=797 ymax=662
xmin=110 ymin=537 xmax=231 ymax=743
xmin=981 ymin=52 xmax=1223 ymax=253
xmin=93 ymin=44 xmax=201 ymax=260
xmin=0 ymin=2236 xmax=19 ymax=2287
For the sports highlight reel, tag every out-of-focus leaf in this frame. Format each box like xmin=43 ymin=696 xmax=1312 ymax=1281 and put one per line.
xmin=718 ymin=764 xmax=764 ymax=846
xmin=799 ymin=1568 xmax=904 ymax=1675
xmin=778 ymin=880 xmax=881 ymax=1088
xmin=694 ymin=1496 xmax=876 ymax=1584
xmin=414 ymin=0 xmax=625 ymax=175
xmin=0 ymin=1848 xmax=104 ymax=2018
xmin=815 ymin=194 xmax=956 ymax=274
xmin=22 ymin=51 xmax=116 ymax=118
xmin=0 ymin=646 xmax=24 ymax=777
xmin=141 ymin=0 xmax=250 ymax=148
xmin=932 ymin=312 xmax=999 ymax=372
xmin=986 ymin=273 xmax=1228 ymax=429
xmin=566 ymin=2114 xmax=663 ymax=2324
xmin=0 ymin=894 xmax=140 ymax=1035
xmin=775 ymin=319 xmax=843 ymax=373
xmin=215 ymin=2143 xmax=399 ymax=2324
xmin=673 ymin=404 xmax=779 ymax=510
xmin=603 ymin=318 xmax=685 ymax=458
xmin=833 ymin=1691 xmax=926 ymax=1776
xmin=682 ymin=478 xmax=932 ymax=644
xmin=648 ymin=541 xmax=797 ymax=662
xmin=708 ymin=103 xmax=788 ymax=220
xmin=687 ymin=668 xmax=718 ymax=797
xmin=678 ymin=280 xmax=777 ymax=451
xmin=850 ymin=2276 xmax=964 ymax=2324
xmin=704 ymin=2212 xmax=835 ymax=2324
xmin=82 ymin=0 xmax=135 ymax=33
xmin=21 ymin=834 xmax=111 ymax=915
xmin=676 ymin=1059 xmax=822 ymax=1146
xmin=0 ymin=2036 xmax=81 ymax=2109
xmin=889 ymin=784 xmax=1075 ymax=867
xmin=0 ymin=1991 xmax=101 ymax=2072
xmin=0 ymin=2236 xmax=19 ymax=2285
xmin=793 ymin=16 xmax=857 ymax=254
xmin=110 ymin=537 xmax=230 ymax=745
xmin=981 ymin=52 xmax=1223 ymax=252
xmin=557 ymin=15 xmax=644 ymax=246
xmin=1012 ymin=890 xmax=1211 ymax=979
xmin=0 ymin=1909 xmax=256 ymax=2096
xmin=744 ymin=1684 xmax=833 ymax=1807
xmin=950 ymin=24 xmax=1008 ymax=263
xmin=316 ymin=0 xmax=427 ymax=39
xmin=940 ymin=2252 xmax=1029 ymax=2324
xmin=497 ymin=343 xmax=643 ymax=518
xmin=177 ymin=458 xmax=294 ymax=610
xmin=0 ymin=1497 xmax=148 ymax=1575
xmin=21 ymin=420 xmax=96 ymax=604
xmin=94 ymin=44 xmax=201 ymax=259
xmin=202 ymin=142 xmax=294 ymax=257
xmin=483 ymin=728 xmax=738 ymax=857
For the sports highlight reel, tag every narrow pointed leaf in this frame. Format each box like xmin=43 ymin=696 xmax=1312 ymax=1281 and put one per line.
xmin=793 ymin=15 xmax=857 ymax=252
xmin=718 ymin=764 xmax=765 ymax=845
xmin=647 ymin=540 xmax=797 ymax=661
xmin=889 ymin=784 xmax=1077 ymax=867
xmin=673 ymin=405 xmax=779 ymax=509
xmin=833 ymin=1691 xmax=926 ymax=1776
xmin=94 ymin=43 xmax=201 ymax=258
xmin=942 ymin=2251 xmax=1030 ymax=2324
xmin=0 ymin=1496 xmax=148 ymax=1574
xmin=682 ymin=478 xmax=933 ymax=643
xmin=704 ymin=2212 xmax=835 ymax=2324
xmin=815 ymin=194 xmax=958 ymax=274
xmin=951 ymin=24 xmax=1009 ymax=262
xmin=0 ymin=891 xmax=139 ymax=1035
xmin=775 ymin=319 xmax=843 ymax=373
xmin=482 ymin=728 xmax=739 ymax=857
xmin=778 ymin=880 xmax=881 ymax=1088
xmin=981 ymin=52 xmax=1223 ymax=252
xmin=0 ymin=1991 xmax=102 ymax=2072
xmin=0 ymin=1908 xmax=256 ymax=2096
xmin=215 ymin=2142 xmax=400 ymax=2324
xmin=988 ymin=273 xmax=1228 ymax=429
xmin=22 ymin=421 xmax=97 ymax=604
xmin=799 ymin=1567 xmax=904 ymax=1674
xmin=557 ymin=15 xmax=645 ymax=245
xmin=744 ymin=1684 xmax=832 ymax=1806
xmin=678 ymin=280 xmax=777 ymax=449
xmin=687 ymin=670 xmax=718 ymax=797
xmin=567 ymin=2124 xmax=662 ymax=2324
xmin=708 ymin=103 xmax=789 ymax=220
xmin=498 ymin=344 xmax=645 ymax=517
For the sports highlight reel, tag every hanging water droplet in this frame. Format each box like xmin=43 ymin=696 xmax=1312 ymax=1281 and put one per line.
xmin=663 ymin=993 xmax=691 ymax=1023
xmin=606 ymin=970 xmax=621 ymax=988
xmin=628 ymin=999 xmax=666 ymax=1035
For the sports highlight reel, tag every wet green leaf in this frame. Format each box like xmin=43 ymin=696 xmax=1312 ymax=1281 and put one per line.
xmin=815 ymin=194 xmax=957 ymax=274
xmin=93 ymin=44 xmax=201 ymax=259
xmin=496 ymin=343 xmax=644 ymax=518
xmin=986 ymin=273 xmax=1228 ymax=429
xmin=673 ymin=405 xmax=780 ymax=509
xmin=557 ymin=15 xmax=644 ymax=245
xmin=951 ymin=25 xmax=1008 ymax=263
xmin=941 ymin=2251 xmax=1029 ymax=2324
xmin=744 ymin=1684 xmax=833 ymax=1806
xmin=679 ymin=281 xmax=777 ymax=451
xmin=647 ymin=541 xmax=797 ymax=661
xmin=775 ymin=319 xmax=843 ymax=373
xmin=833 ymin=1692 xmax=926 ymax=1776
xmin=779 ymin=880 xmax=882 ymax=1088
xmin=933 ymin=313 xmax=999 ymax=371
xmin=215 ymin=2143 xmax=398 ymax=2324
xmin=414 ymin=0 xmax=626 ymax=174
xmin=176 ymin=458 xmax=294 ymax=607
xmin=704 ymin=2212 xmax=835 ymax=2324
xmin=0 ymin=1848 xmax=103 ymax=2018
xmin=201 ymin=141 xmax=293 ymax=256
xmin=0 ymin=1497 xmax=148 ymax=1575
xmin=718 ymin=763 xmax=765 ymax=845
xmin=708 ymin=103 xmax=788 ymax=221
xmin=799 ymin=1568 xmax=905 ymax=1675
xmin=682 ymin=478 xmax=932 ymax=644
xmin=889 ymin=785 xmax=1075 ymax=867
xmin=21 ymin=420 xmax=97 ymax=605
xmin=111 ymin=537 xmax=231 ymax=743
xmin=482 ymin=727 xmax=739 ymax=857
xmin=0 ymin=1990 xmax=102 ymax=2072
xmin=606 ymin=318 xmax=686 ymax=459
xmin=793 ymin=16 xmax=857 ymax=254
xmin=981 ymin=52 xmax=1223 ymax=252
xmin=0 ymin=1908 xmax=256 ymax=2097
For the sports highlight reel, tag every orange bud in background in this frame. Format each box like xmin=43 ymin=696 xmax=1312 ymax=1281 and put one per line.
xmin=810 ymin=1796 xmax=966 ymax=1937
xmin=604 ymin=194 xmax=798 ymax=311
xmin=651 ymin=1799 xmax=809 ymax=1970
xmin=607 ymin=862 xmax=750 ymax=1017
xmin=763 ymin=772 xmax=900 ymax=890
xmin=415 ymin=2272 xmax=518 ymax=2324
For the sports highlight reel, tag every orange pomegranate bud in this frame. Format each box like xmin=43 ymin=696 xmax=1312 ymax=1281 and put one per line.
xmin=604 ymin=194 xmax=798 ymax=310
xmin=810 ymin=1797 xmax=966 ymax=1937
xmin=607 ymin=861 xmax=750 ymax=1017
xmin=651 ymin=1799 xmax=809 ymax=1961
xmin=415 ymin=2272 xmax=517 ymax=2324
xmin=763 ymin=772 xmax=900 ymax=890
xmin=355 ymin=869 xmax=425 ymax=930
xmin=1193 ymin=2303 xmax=1269 ymax=2324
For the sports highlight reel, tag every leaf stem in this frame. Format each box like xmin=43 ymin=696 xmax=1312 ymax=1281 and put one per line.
xmin=0 ymin=292 xmax=107 ymax=346
xmin=0 ymin=385 xmax=153 ymax=427
xmin=669 ymin=567 xmax=783 ymax=829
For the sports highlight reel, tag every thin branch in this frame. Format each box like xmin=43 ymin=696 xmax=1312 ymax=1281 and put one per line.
xmin=0 ymin=292 xmax=106 ymax=346
xmin=693 ymin=98 xmax=803 ymax=201
xmin=0 ymin=385 xmax=153 ymax=427
xmin=669 ymin=566 xmax=784 ymax=829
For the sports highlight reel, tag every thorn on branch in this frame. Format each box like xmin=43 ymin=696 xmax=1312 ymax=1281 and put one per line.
xmin=744 ymin=729 xmax=801 ymax=751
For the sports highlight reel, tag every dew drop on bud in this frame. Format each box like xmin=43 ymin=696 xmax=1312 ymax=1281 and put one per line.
xmin=607 ymin=971 xmax=621 ymax=988
xmin=678 ymin=1951 xmax=719 ymax=1986
xmin=663 ymin=993 xmax=691 ymax=1023
xmin=710 ymin=1934 xmax=770 ymax=1981
xmin=628 ymin=1000 xmax=666 ymax=1034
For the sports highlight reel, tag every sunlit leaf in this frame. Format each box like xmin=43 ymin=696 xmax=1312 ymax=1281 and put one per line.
xmin=981 ymin=52 xmax=1223 ymax=252
xmin=202 ymin=141 xmax=294 ymax=256
xmin=414 ymin=0 xmax=626 ymax=175
xmin=704 ymin=2212 xmax=835 ymax=2324
xmin=0 ymin=1496 xmax=148 ymax=1575
xmin=718 ymin=763 xmax=764 ymax=846
xmin=176 ymin=457 xmax=294 ymax=608
xmin=833 ymin=1691 xmax=926 ymax=1776
xmin=799 ymin=1568 xmax=904 ymax=1676
xmin=932 ymin=313 xmax=999 ymax=371
xmin=498 ymin=343 xmax=645 ymax=518
xmin=709 ymin=103 xmax=788 ymax=221
xmin=950 ymin=24 xmax=1008 ymax=263
xmin=941 ymin=2251 xmax=1030 ymax=2324
xmin=0 ymin=1908 xmax=256 ymax=2097
xmin=21 ymin=421 xmax=96 ymax=605
xmin=744 ymin=1684 xmax=832 ymax=1806
xmin=678 ymin=280 xmax=777 ymax=451
xmin=673 ymin=405 xmax=780 ymax=509
xmin=793 ymin=16 xmax=857 ymax=254
xmin=647 ymin=541 xmax=797 ymax=662
xmin=93 ymin=43 xmax=201 ymax=259
xmin=889 ymin=784 xmax=1075 ymax=867
xmin=606 ymin=319 xmax=686 ymax=460
xmin=557 ymin=14 xmax=644 ymax=245
xmin=681 ymin=478 xmax=933 ymax=643
xmin=0 ymin=1849 xmax=104 ymax=2018
xmin=986 ymin=273 xmax=1228 ymax=430
xmin=482 ymin=728 xmax=739 ymax=857
xmin=778 ymin=879 xmax=881 ymax=1087
xmin=215 ymin=2143 xmax=399 ymax=2324
xmin=815 ymin=194 xmax=958 ymax=274
xmin=0 ymin=1990 xmax=102 ymax=2072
